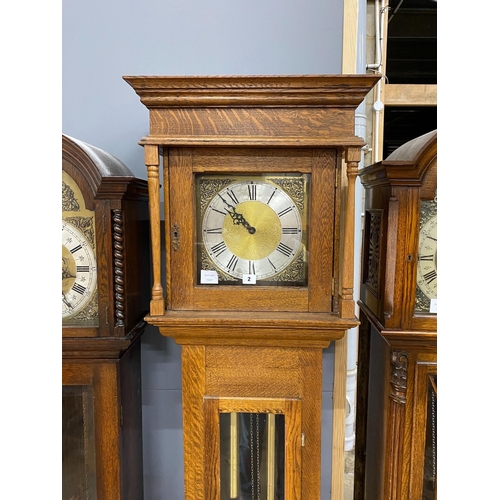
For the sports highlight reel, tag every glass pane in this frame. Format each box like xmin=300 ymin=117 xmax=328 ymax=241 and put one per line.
xmin=62 ymin=385 xmax=97 ymax=500
xmin=220 ymin=412 xmax=285 ymax=500
xmin=195 ymin=173 xmax=310 ymax=287
xmin=422 ymin=375 xmax=437 ymax=500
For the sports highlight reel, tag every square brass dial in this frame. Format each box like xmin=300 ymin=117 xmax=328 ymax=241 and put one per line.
xmin=196 ymin=174 xmax=310 ymax=287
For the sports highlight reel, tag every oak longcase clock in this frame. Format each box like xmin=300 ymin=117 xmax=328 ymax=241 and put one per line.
xmin=62 ymin=134 xmax=150 ymax=500
xmin=354 ymin=130 xmax=437 ymax=500
xmin=124 ymin=75 xmax=379 ymax=500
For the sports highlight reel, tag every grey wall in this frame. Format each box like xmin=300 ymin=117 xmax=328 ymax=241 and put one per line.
xmin=63 ymin=1 xmax=345 ymax=498
xmin=63 ymin=0 xmax=343 ymax=178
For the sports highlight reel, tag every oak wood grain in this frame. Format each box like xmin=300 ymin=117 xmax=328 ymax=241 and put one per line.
xmin=384 ymin=84 xmax=437 ymax=107
xmin=169 ymin=148 xmax=195 ymax=310
xmin=182 ymin=345 xmax=206 ymax=500
xmin=308 ymin=149 xmax=336 ymax=312
xmin=147 ymin=310 xmax=358 ymax=348
xmin=123 ymin=74 xmax=380 ymax=108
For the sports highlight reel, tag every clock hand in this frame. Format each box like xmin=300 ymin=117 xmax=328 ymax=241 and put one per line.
xmin=227 ymin=210 xmax=256 ymax=234
xmin=218 ymin=194 xmax=256 ymax=234
xmin=62 ymin=292 xmax=73 ymax=310
xmin=62 ymin=257 xmax=76 ymax=280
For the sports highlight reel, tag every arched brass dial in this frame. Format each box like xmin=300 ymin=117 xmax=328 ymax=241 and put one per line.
xmin=416 ymin=214 xmax=437 ymax=300
xmin=62 ymin=220 xmax=98 ymax=318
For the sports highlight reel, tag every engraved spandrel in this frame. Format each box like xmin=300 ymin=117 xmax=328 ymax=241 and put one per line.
xmin=62 ymin=181 xmax=80 ymax=212
xmin=268 ymin=177 xmax=305 ymax=211
xmin=64 ymin=216 xmax=95 ymax=250
xmin=199 ymin=178 xmax=233 ymax=214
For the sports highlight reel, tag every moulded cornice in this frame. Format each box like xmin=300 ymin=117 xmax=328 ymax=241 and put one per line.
xmin=359 ymin=130 xmax=437 ymax=188
xmin=123 ymin=74 xmax=381 ymax=109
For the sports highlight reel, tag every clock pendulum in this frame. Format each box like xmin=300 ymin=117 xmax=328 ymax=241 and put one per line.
xmin=223 ymin=412 xmax=284 ymax=500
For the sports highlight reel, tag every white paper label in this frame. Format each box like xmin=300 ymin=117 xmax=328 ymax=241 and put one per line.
xmin=200 ymin=270 xmax=219 ymax=284
xmin=429 ymin=299 xmax=437 ymax=314
xmin=242 ymin=274 xmax=257 ymax=284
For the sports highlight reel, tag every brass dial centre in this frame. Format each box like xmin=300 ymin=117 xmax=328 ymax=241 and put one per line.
xmin=222 ymin=201 xmax=281 ymax=261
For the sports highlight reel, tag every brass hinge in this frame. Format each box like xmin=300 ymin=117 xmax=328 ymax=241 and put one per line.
xmin=301 ymin=433 xmax=305 ymax=447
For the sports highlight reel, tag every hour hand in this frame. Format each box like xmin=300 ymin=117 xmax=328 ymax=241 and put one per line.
xmin=228 ymin=210 xmax=256 ymax=234
xmin=62 ymin=292 xmax=73 ymax=310
xmin=217 ymin=194 xmax=256 ymax=234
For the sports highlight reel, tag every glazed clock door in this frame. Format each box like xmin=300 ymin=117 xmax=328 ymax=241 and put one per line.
xmin=205 ymin=397 xmax=302 ymax=500
xmin=168 ymin=147 xmax=336 ymax=313
xmin=62 ymin=384 xmax=97 ymax=499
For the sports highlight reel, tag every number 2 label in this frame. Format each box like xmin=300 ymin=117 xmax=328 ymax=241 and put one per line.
xmin=242 ymin=274 xmax=256 ymax=284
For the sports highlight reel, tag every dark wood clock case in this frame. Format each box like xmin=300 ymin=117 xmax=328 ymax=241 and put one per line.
xmin=354 ymin=130 xmax=437 ymax=500
xmin=62 ymin=134 xmax=150 ymax=499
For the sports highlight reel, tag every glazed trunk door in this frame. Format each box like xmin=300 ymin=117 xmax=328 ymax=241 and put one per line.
xmin=62 ymin=363 xmax=121 ymax=500
xmin=205 ymin=397 xmax=302 ymax=500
